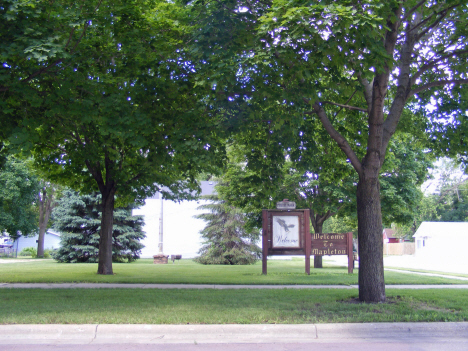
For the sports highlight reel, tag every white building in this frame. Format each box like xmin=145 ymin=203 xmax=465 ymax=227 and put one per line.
xmin=412 ymin=221 xmax=468 ymax=273
xmin=12 ymin=230 xmax=61 ymax=255
xmin=133 ymin=181 xmax=216 ymax=258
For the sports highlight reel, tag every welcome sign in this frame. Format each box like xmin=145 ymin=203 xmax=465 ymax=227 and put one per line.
xmin=272 ymin=215 xmax=300 ymax=248
xmin=262 ymin=207 xmax=354 ymax=275
xmin=262 ymin=210 xmax=311 ymax=275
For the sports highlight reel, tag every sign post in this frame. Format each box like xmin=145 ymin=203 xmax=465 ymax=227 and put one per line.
xmin=262 ymin=200 xmax=354 ymax=274
xmin=262 ymin=200 xmax=310 ymax=275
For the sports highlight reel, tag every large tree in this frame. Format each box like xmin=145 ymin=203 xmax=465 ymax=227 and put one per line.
xmin=187 ymin=0 xmax=467 ymax=302
xmin=221 ymin=128 xmax=430 ymax=268
xmin=5 ymin=0 xmax=227 ymax=274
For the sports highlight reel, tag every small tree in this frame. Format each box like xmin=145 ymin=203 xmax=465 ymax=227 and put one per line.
xmin=36 ymin=181 xmax=61 ymax=258
xmin=52 ymin=190 xmax=145 ymax=263
xmin=0 ymin=157 xmax=39 ymax=239
xmin=194 ymin=193 xmax=260 ymax=265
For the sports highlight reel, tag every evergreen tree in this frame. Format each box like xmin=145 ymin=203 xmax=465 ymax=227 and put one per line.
xmin=52 ymin=190 xmax=145 ymax=263
xmin=194 ymin=194 xmax=260 ymax=265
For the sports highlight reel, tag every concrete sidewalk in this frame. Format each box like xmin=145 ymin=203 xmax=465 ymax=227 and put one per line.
xmin=0 ymin=322 xmax=467 ymax=345
xmin=2 ymin=282 xmax=468 ymax=289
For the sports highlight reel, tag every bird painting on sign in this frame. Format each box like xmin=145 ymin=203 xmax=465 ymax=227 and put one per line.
xmin=272 ymin=216 xmax=300 ymax=248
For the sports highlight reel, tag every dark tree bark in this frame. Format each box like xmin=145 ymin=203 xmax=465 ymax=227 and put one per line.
xmin=312 ymin=222 xmax=323 ymax=268
xmin=356 ymin=174 xmax=385 ymax=302
xmin=86 ymin=154 xmax=117 ymax=275
xmin=313 ymin=253 xmax=323 ymax=268
xmin=37 ymin=186 xmax=56 ymax=258
xmin=97 ymin=184 xmax=116 ymax=275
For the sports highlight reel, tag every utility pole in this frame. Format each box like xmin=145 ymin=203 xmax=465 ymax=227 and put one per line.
xmin=153 ymin=191 xmax=168 ymax=264
xmin=159 ymin=193 xmax=163 ymax=254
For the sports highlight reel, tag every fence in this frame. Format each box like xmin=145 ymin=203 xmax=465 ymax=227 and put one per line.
xmin=0 ymin=247 xmax=17 ymax=258
xmin=383 ymin=242 xmax=415 ymax=255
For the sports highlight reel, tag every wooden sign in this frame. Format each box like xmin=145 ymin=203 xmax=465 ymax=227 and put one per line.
xmin=276 ymin=200 xmax=296 ymax=210
xmin=262 ymin=209 xmax=311 ymax=275
xmin=262 ymin=206 xmax=354 ymax=275
xmin=311 ymin=232 xmax=354 ymax=274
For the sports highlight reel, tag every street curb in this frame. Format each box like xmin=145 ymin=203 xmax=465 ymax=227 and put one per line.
xmin=0 ymin=323 xmax=467 ymax=344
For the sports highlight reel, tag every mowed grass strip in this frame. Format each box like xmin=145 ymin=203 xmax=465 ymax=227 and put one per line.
xmin=385 ymin=267 xmax=468 ymax=279
xmin=1 ymin=288 xmax=467 ymax=324
xmin=1 ymin=259 xmax=467 ymax=285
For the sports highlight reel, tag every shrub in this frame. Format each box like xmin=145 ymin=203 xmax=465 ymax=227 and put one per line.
xmin=19 ymin=247 xmax=37 ymax=258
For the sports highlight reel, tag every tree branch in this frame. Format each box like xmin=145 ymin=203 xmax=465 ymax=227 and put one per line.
xmin=332 ymin=90 xmax=358 ymax=121
xmin=411 ymin=49 xmax=468 ymax=84
xmin=304 ymin=99 xmax=363 ymax=177
xmin=23 ymin=59 xmax=63 ymax=83
xmin=402 ymin=0 xmax=427 ymax=22
xmin=319 ymin=101 xmax=367 ymax=112
xmin=409 ymin=79 xmax=468 ymax=98
xmin=410 ymin=4 xmax=458 ymax=41
xmin=69 ymin=21 xmax=90 ymax=54
xmin=356 ymin=71 xmax=373 ymax=112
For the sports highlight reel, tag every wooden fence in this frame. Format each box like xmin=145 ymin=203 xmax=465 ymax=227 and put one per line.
xmin=383 ymin=242 xmax=415 ymax=255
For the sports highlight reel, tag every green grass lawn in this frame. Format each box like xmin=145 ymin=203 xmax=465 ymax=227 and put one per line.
xmin=1 ymin=288 xmax=467 ymax=324
xmin=385 ymin=266 xmax=468 ymax=279
xmin=1 ymin=258 xmax=467 ymax=285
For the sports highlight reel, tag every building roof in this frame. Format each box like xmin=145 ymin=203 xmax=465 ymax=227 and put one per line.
xmin=383 ymin=228 xmax=396 ymax=239
xmin=46 ymin=229 xmax=61 ymax=237
xmin=413 ymin=222 xmax=468 ymax=238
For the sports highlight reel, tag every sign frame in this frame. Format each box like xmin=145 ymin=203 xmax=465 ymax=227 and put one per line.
xmin=311 ymin=232 xmax=354 ymax=274
xmin=262 ymin=209 xmax=354 ymax=275
xmin=262 ymin=209 xmax=311 ymax=275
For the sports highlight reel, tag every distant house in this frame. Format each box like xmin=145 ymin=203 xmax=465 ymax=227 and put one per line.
xmin=133 ymin=181 xmax=217 ymax=258
xmin=12 ymin=230 xmax=61 ymax=254
xmin=383 ymin=228 xmax=403 ymax=244
xmin=413 ymin=222 xmax=468 ymax=267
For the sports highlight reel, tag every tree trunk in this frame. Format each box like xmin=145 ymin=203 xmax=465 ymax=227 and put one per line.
xmin=313 ymin=222 xmax=323 ymax=268
xmin=36 ymin=186 xmax=55 ymax=258
xmin=314 ymin=255 xmax=323 ymax=268
xmin=97 ymin=186 xmax=116 ymax=275
xmin=356 ymin=175 xmax=385 ymax=303
xmin=37 ymin=223 xmax=47 ymax=258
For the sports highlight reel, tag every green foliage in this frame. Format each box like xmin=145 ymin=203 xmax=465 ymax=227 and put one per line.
xmin=0 ymin=157 xmax=39 ymax=239
xmin=420 ymin=159 xmax=468 ymax=223
xmin=5 ymin=0 xmax=226 ymax=200
xmin=2 ymin=0 xmax=228 ymax=273
xmin=52 ymin=190 xmax=145 ymax=263
xmin=194 ymin=193 xmax=261 ymax=265
xmin=19 ymin=246 xmax=37 ymax=258
xmin=323 ymin=216 xmax=357 ymax=237
xmin=18 ymin=246 xmax=52 ymax=258
xmin=379 ymin=132 xmax=433 ymax=227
